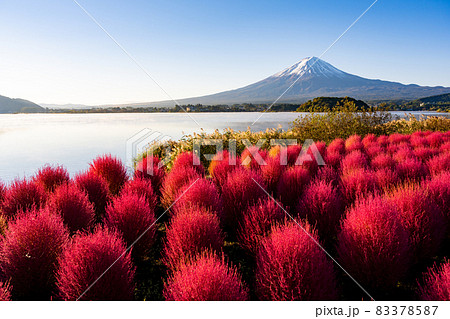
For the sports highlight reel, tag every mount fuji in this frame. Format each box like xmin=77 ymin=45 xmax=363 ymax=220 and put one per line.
xmin=147 ymin=57 xmax=450 ymax=106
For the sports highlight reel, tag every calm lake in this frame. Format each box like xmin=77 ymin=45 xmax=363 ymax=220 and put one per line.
xmin=0 ymin=111 xmax=448 ymax=183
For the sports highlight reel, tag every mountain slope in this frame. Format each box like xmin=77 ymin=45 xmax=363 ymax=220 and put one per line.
xmin=0 ymin=95 xmax=44 ymax=113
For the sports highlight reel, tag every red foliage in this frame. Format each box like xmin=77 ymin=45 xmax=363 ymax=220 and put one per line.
xmin=221 ymin=168 xmax=267 ymax=228
xmin=74 ymin=171 xmax=110 ymax=220
xmin=371 ymin=153 xmax=396 ymax=171
xmin=397 ymin=157 xmax=428 ymax=181
xmin=426 ymin=132 xmax=444 ymax=148
xmin=89 ymin=155 xmax=128 ymax=195
xmin=297 ymin=180 xmax=344 ymax=242
xmin=345 ymin=134 xmax=364 ymax=153
xmin=277 ymin=166 xmax=311 ymax=210
xmin=261 ymin=155 xmax=285 ymax=194
xmin=105 ymin=193 xmax=156 ymax=259
xmin=340 ymin=168 xmax=378 ymax=205
xmin=316 ymin=166 xmax=340 ymax=187
xmin=172 ymin=151 xmax=204 ymax=175
xmin=120 ymin=177 xmax=157 ymax=211
xmin=134 ymin=155 xmax=166 ymax=191
xmin=374 ymin=168 xmax=399 ymax=190
xmin=328 ymin=138 xmax=345 ymax=155
xmin=208 ymin=150 xmax=240 ymax=189
xmin=418 ymin=260 xmax=450 ymax=301
xmin=56 ymin=228 xmax=135 ymax=300
xmin=256 ymin=221 xmax=338 ymax=300
xmin=0 ymin=282 xmax=11 ymax=301
xmin=164 ymin=251 xmax=248 ymax=301
xmin=161 ymin=166 xmax=202 ymax=209
xmin=341 ymin=150 xmax=369 ymax=173
xmin=0 ymin=208 xmax=69 ymax=300
xmin=240 ymin=146 xmax=267 ymax=170
xmin=47 ymin=183 xmax=95 ymax=233
xmin=365 ymin=144 xmax=384 ymax=159
xmin=172 ymin=178 xmax=223 ymax=217
xmin=337 ymin=196 xmax=411 ymax=291
xmin=389 ymin=133 xmax=410 ymax=145
xmin=413 ymin=147 xmax=437 ymax=162
xmin=386 ymin=184 xmax=445 ymax=261
xmin=362 ymin=134 xmax=377 ymax=148
xmin=33 ymin=165 xmax=70 ymax=192
xmin=163 ymin=207 xmax=224 ymax=272
xmin=427 ymin=152 xmax=450 ymax=176
xmin=425 ymin=172 xmax=450 ymax=224
xmin=238 ymin=198 xmax=285 ymax=255
xmin=1 ymin=179 xmax=47 ymax=219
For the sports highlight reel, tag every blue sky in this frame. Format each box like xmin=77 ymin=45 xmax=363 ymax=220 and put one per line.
xmin=0 ymin=0 xmax=449 ymax=105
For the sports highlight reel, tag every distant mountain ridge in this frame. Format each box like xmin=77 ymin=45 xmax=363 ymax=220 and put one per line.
xmin=0 ymin=95 xmax=44 ymax=113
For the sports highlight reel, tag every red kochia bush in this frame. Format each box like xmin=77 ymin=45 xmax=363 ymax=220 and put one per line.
xmin=0 ymin=181 xmax=5 ymax=204
xmin=172 ymin=178 xmax=223 ymax=217
xmin=337 ymin=196 xmax=410 ymax=291
xmin=397 ymin=157 xmax=428 ymax=181
xmin=208 ymin=150 xmax=239 ymax=189
xmin=161 ymin=166 xmax=201 ymax=209
xmin=240 ymin=146 xmax=267 ymax=170
xmin=172 ymin=151 xmax=204 ymax=175
xmin=371 ymin=153 xmax=396 ymax=171
xmin=297 ymin=180 xmax=343 ymax=242
xmin=277 ymin=166 xmax=311 ymax=211
xmin=221 ymin=168 xmax=266 ymax=228
xmin=345 ymin=134 xmax=363 ymax=153
xmin=256 ymin=221 xmax=338 ymax=300
xmin=74 ymin=171 xmax=110 ymax=220
xmin=0 ymin=208 xmax=69 ymax=300
xmin=427 ymin=152 xmax=450 ymax=176
xmin=374 ymin=168 xmax=399 ymax=190
xmin=261 ymin=155 xmax=284 ymax=194
xmin=340 ymin=168 xmax=378 ymax=205
xmin=1 ymin=179 xmax=47 ymax=219
xmin=105 ymin=193 xmax=156 ymax=259
xmin=120 ymin=177 xmax=157 ymax=211
xmin=33 ymin=165 xmax=70 ymax=192
xmin=47 ymin=183 xmax=95 ymax=233
xmin=164 ymin=251 xmax=248 ymax=301
xmin=163 ymin=207 xmax=224 ymax=271
xmin=386 ymin=184 xmax=445 ymax=261
xmin=238 ymin=198 xmax=285 ymax=255
xmin=418 ymin=260 xmax=450 ymax=301
xmin=425 ymin=172 xmax=450 ymax=224
xmin=134 ymin=155 xmax=166 ymax=191
xmin=0 ymin=282 xmax=11 ymax=301
xmin=56 ymin=228 xmax=135 ymax=301
xmin=89 ymin=154 xmax=128 ymax=195
xmin=341 ymin=150 xmax=368 ymax=173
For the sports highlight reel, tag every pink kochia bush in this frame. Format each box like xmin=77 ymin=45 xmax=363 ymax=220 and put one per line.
xmin=337 ymin=196 xmax=411 ymax=291
xmin=340 ymin=168 xmax=378 ymax=205
xmin=74 ymin=171 xmax=110 ymax=220
xmin=161 ymin=166 xmax=201 ymax=209
xmin=261 ymin=154 xmax=284 ymax=194
xmin=238 ymin=198 xmax=285 ymax=255
xmin=164 ymin=251 xmax=248 ymax=301
xmin=120 ymin=177 xmax=157 ymax=211
xmin=418 ymin=260 xmax=450 ymax=301
xmin=0 ymin=282 xmax=11 ymax=301
xmin=171 ymin=151 xmax=204 ymax=175
xmin=89 ymin=154 xmax=128 ymax=195
xmin=56 ymin=228 xmax=135 ymax=301
xmin=172 ymin=178 xmax=223 ymax=217
xmin=0 ymin=179 xmax=47 ymax=219
xmin=276 ymin=166 xmax=311 ymax=211
xmin=47 ymin=183 xmax=95 ymax=233
xmin=33 ymin=165 xmax=70 ymax=192
xmin=427 ymin=152 xmax=450 ymax=176
xmin=105 ymin=193 xmax=156 ymax=259
xmin=163 ymin=207 xmax=224 ymax=272
xmin=0 ymin=208 xmax=69 ymax=300
xmin=256 ymin=221 xmax=338 ymax=300
xmin=208 ymin=150 xmax=239 ymax=189
xmin=425 ymin=172 xmax=450 ymax=224
xmin=221 ymin=168 xmax=266 ymax=228
xmin=297 ymin=180 xmax=343 ymax=242
xmin=134 ymin=155 xmax=166 ymax=191
xmin=240 ymin=146 xmax=267 ymax=170
xmin=386 ymin=184 xmax=445 ymax=261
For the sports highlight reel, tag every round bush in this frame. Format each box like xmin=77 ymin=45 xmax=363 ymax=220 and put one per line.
xmin=340 ymin=168 xmax=378 ymax=205
xmin=374 ymin=168 xmax=399 ymax=190
xmin=341 ymin=150 xmax=369 ymax=173
xmin=74 ymin=170 xmax=110 ymax=221
xmin=240 ymin=146 xmax=267 ymax=170
xmin=268 ymin=145 xmax=301 ymax=166
xmin=47 ymin=183 xmax=95 ymax=233
xmin=327 ymin=138 xmax=345 ymax=155
xmin=56 ymin=228 xmax=135 ymax=300
xmin=277 ymin=166 xmax=311 ymax=211
xmin=134 ymin=155 xmax=166 ymax=191
xmin=163 ymin=207 xmax=224 ymax=271
xmin=238 ymin=198 xmax=285 ymax=255
xmin=0 ymin=282 xmax=11 ymax=301
xmin=345 ymin=134 xmax=363 ymax=153
xmin=337 ymin=196 xmax=411 ymax=291
xmin=33 ymin=165 xmax=70 ymax=192
xmin=261 ymin=155 xmax=284 ymax=194
xmin=425 ymin=172 xmax=450 ymax=224
xmin=172 ymin=151 xmax=204 ymax=175
xmin=172 ymin=178 xmax=223 ymax=217
xmin=161 ymin=166 xmax=202 ymax=209
xmin=256 ymin=221 xmax=338 ymax=300
xmin=89 ymin=154 xmax=128 ymax=195
xmin=221 ymin=168 xmax=267 ymax=228
xmin=1 ymin=179 xmax=47 ymax=219
xmin=418 ymin=260 xmax=450 ymax=301
xmin=315 ymin=166 xmax=340 ymax=188
xmin=371 ymin=153 xmax=396 ymax=171
xmin=120 ymin=177 xmax=157 ymax=211
xmin=426 ymin=132 xmax=444 ymax=148
xmin=0 ymin=208 xmax=69 ymax=300
xmin=413 ymin=147 xmax=437 ymax=162
xmin=386 ymin=184 xmax=445 ymax=261
xmin=208 ymin=150 xmax=239 ymax=189
xmin=297 ymin=180 xmax=343 ymax=242
xmin=397 ymin=157 xmax=428 ymax=181
xmin=105 ymin=193 xmax=156 ymax=259
xmin=164 ymin=251 xmax=248 ymax=301
xmin=427 ymin=152 xmax=450 ymax=176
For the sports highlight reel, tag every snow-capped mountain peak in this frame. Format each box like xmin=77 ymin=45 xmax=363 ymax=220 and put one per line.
xmin=273 ymin=57 xmax=347 ymax=78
